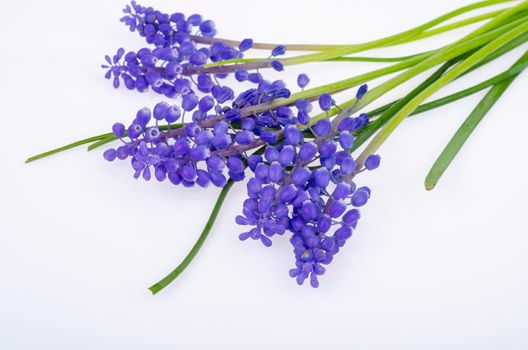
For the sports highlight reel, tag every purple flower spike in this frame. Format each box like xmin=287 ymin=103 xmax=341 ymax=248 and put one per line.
xmin=233 ymin=85 xmax=382 ymax=288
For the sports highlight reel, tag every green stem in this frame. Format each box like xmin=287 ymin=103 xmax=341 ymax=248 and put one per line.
xmin=356 ymin=20 xmax=528 ymax=167
xmin=424 ymin=50 xmax=528 ymax=190
xmin=148 ymin=179 xmax=234 ymax=295
xmin=388 ymin=8 xmax=507 ymax=45
xmin=352 ymin=59 xmax=462 ymax=152
xmin=351 ymin=56 xmax=527 ymax=151
xmin=86 ymin=123 xmax=182 ymax=152
xmin=356 ymin=5 xmax=527 ymax=106
xmin=379 ymin=59 xmax=527 ymax=119
xmin=25 ymin=133 xmax=112 ymax=163
xmin=329 ymin=53 xmax=428 ymax=63
xmin=411 ymin=64 xmax=526 ymax=115
xmin=287 ymin=1 xmax=527 ymax=65
xmin=204 ymin=52 xmax=428 ymax=66
xmin=330 ymin=30 xmax=528 ymax=142
xmin=295 ymin=16 xmax=528 ymax=128
xmin=353 ymin=53 xmax=528 ymax=150
xmin=203 ymin=0 xmax=514 ymax=69
xmin=198 ymin=3 xmax=511 ymax=52
xmin=204 ymin=6 xmax=524 ymax=69
xmin=203 ymin=7 xmax=507 ymax=68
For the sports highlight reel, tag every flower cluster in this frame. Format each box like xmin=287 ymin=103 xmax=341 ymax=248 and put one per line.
xmin=236 ymin=89 xmax=380 ymax=287
xmin=102 ymin=77 xmax=299 ymax=187
xmin=102 ymin=2 xmax=381 ymax=288
xmin=101 ymin=2 xmax=298 ymax=186
xmin=101 ymin=1 xmax=284 ymax=97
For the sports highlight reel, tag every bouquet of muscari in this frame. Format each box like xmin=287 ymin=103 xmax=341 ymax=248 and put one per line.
xmin=28 ymin=0 xmax=528 ymax=293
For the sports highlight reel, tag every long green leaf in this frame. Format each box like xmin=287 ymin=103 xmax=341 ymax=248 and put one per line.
xmin=352 ymin=56 xmax=528 ymax=152
xmin=148 ymin=179 xmax=234 ymax=295
xmin=25 ymin=133 xmax=112 ymax=163
xmin=365 ymin=31 xmax=528 ymax=118
xmin=424 ymin=50 xmax=528 ymax=190
xmin=356 ymin=21 xmax=528 ymax=169
xmin=351 ymin=59 xmax=461 ymax=152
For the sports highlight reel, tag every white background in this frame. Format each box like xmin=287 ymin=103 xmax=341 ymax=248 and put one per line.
xmin=1 ymin=0 xmax=527 ymax=349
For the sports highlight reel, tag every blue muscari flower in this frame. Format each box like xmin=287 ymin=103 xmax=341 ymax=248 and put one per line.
xmin=271 ymin=45 xmax=287 ymax=57
xmin=297 ymin=73 xmax=310 ymax=89
xmin=271 ymin=61 xmax=284 ymax=72
xmin=199 ymin=20 xmax=217 ymax=37
xmin=365 ymin=154 xmax=381 ymax=170
xmin=103 ymin=68 xmax=312 ymax=189
xmin=235 ymin=70 xmax=249 ymax=82
xmin=239 ymin=38 xmax=253 ymax=52
xmin=318 ymin=93 xmax=334 ymax=111
xmin=248 ymin=72 xmax=263 ymax=84
xmin=356 ymin=84 xmax=368 ymax=99
xmin=104 ymin=2 xmax=261 ymax=97
xmin=236 ymin=86 xmax=379 ymax=288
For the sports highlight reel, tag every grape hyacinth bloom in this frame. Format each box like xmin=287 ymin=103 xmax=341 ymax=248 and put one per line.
xmin=102 ymin=74 xmax=316 ymax=188
xmin=236 ymin=85 xmax=380 ymax=288
xmin=101 ymin=2 xmax=381 ymax=289
xmin=101 ymin=2 xmax=283 ymax=98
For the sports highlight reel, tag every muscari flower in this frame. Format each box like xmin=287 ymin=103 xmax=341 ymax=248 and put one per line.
xmin=103 ymin=2 xmax=381 ymax=289
xmin=102 ymin=73 xmax=313 ymax=188
xmin=236 ymin=85 xmax=380 ymax=288
xmin=101 ymin=2 xmax=284 ymax=98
